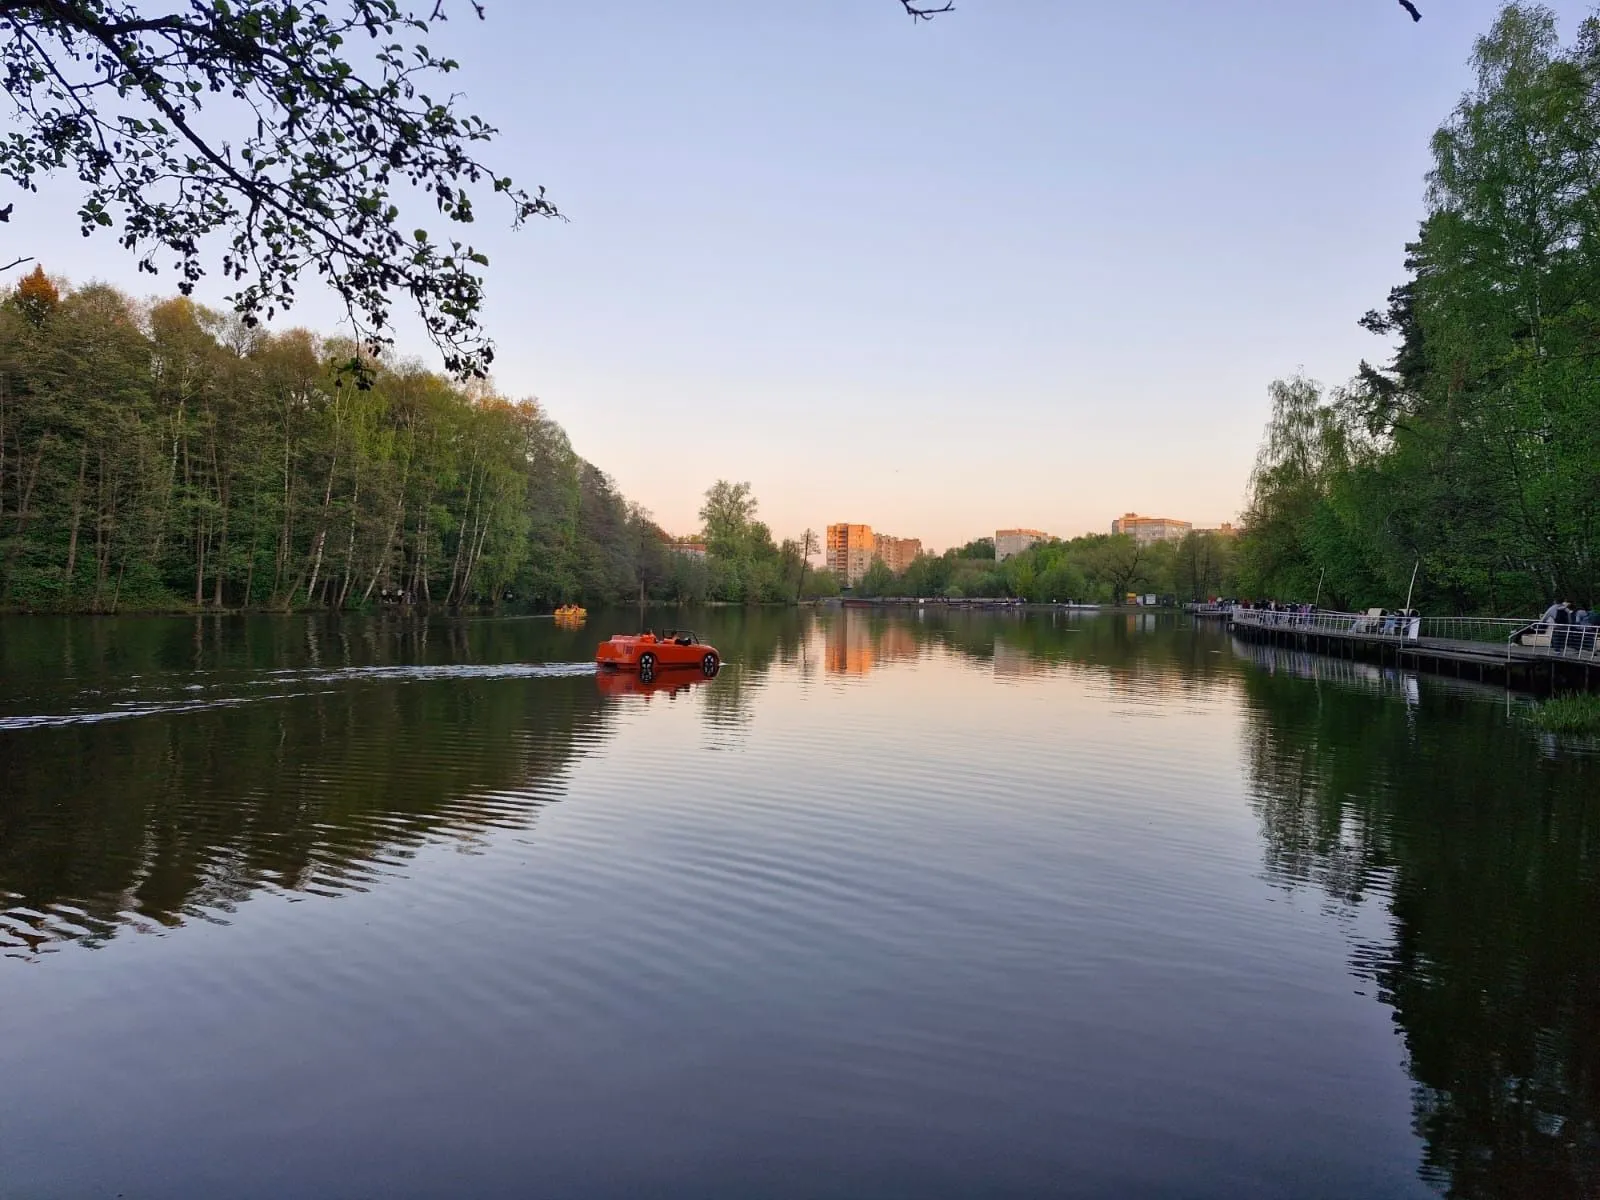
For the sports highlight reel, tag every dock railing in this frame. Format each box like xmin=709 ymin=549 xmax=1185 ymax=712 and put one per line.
xmin=1230 ymin=605 xmax=1600 ymax=663
xmin=1419 ymin=616 xmax=1533 ymax=645
xmin=1503 ymin=620 xmax=1600 ymax=662
xmin=1230 ymin=606 xmax=1422 ymax=642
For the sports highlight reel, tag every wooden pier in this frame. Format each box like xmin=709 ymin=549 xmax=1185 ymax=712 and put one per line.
xmin=1221 ymin=608 xmax=1600 ymax=694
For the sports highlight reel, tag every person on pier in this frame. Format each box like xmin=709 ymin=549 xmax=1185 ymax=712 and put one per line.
xmin=1543 ymin=599 xmax=1573 ymax=651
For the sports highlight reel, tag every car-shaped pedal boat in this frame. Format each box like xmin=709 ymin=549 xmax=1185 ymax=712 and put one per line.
xmin=595 ymin=630 xmax=720 ymax=680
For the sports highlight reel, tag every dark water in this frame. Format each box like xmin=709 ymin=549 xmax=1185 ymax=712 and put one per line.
xmin=1 ymin=609 xmax=1596 ymax=1199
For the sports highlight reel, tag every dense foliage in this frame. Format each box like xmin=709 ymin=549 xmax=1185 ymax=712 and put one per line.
xmin=0 ymin=0 xmax=559 ymax=376
xmin=0 ymin=273 xmax=724 ymax=611
xmin=692 ymin=479 xmax=827 ymax=604
xmin=1239 ymin=3 xmax=1600 ymax=615
xmin=854 ymin=529 xmax=1238 ymax=604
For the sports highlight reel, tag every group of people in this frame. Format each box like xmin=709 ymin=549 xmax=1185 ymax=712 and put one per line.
xmin=1233 ymin=599 xmax=1423 ymax=640
xmin=1238 ymin=600 xmax=1318 ymax=622
xmin=1540 ymin=600 xmax=1599 ymax=652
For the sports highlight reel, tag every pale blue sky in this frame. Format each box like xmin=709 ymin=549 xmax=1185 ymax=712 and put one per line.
xmin=13 ymin=1 xmax=1594 ymax=549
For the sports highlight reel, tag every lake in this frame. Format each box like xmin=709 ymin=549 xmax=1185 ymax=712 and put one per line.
xmin=1 ymin=608 xmax=1595 ymax=1199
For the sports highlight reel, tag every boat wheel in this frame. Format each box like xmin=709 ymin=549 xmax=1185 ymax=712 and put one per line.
xmin=638 ymin=653 xmax=657 ymax=681
xmin=701 ymin=652 xmax=719 ymax=677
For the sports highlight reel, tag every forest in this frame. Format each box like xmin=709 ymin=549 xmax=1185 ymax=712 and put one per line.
xmin=851 ymin=530 xmax=1238 ymax=605
xmin=1237 ymin=3 xmax=1600 ymax=616
xmin=0 ymin=272 xmax=815 ymax=612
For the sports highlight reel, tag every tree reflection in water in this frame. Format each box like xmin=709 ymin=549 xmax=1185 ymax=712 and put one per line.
xmin=6 ymin=610 xmax=1599 ymax=1200
xmin=1240 ymin=663 xmax=1600 ymax=1198
xmin=0 ymin=614 xmax=624 ymax=958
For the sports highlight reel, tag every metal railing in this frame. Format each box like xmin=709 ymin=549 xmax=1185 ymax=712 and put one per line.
xmin=1418 ymin=616 xmax=1533 ymax=645
xmin=1230 ymin=606 xmax=1422 ymax=643
xmin=1230 ymin=605 xmax=1600 ymax=664
xmin=1505 ymin=621 xmax=1600 ymax=662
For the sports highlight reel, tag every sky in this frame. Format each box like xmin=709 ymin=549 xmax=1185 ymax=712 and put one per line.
xmin=12 ymin=0 xmax=1598 ymax=551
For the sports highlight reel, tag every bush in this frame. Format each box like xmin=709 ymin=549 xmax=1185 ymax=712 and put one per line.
xmin=1529 ymin=694 xmax=1600 ymax=736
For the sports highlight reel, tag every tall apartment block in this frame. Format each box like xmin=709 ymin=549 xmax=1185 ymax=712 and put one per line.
xmin=1111 ymin=513 xmax=1193 ymax=545
xmin=827 ymin=523 xmax=877 ymax=585
xmin=873 ymin=534 xmax=922 ymax=574
xmin=995 ymin=528 xmax=1049 ymax=561
xmin=827 ymin=524 xmax=922 ymax=584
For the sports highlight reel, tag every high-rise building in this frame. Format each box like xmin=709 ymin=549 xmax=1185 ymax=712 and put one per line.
xmin=995 ymin=528 xmax=1049 ymax=561
xmin=1111 ymin=513 xmax=1192 ymax=545
xmin=873 ymin=534 xmax=922 ymax=574
xmin=828 ymin=523 xmax=922 ymax=584
xmin=827 ymin=523 xmax=876 ymax=585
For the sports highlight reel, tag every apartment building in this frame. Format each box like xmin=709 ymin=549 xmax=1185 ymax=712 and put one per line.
xmin=828 ymin=523 xmax=922 ymax=584
xmin=826 ymin=523 xmax=877 ymax=586
xmin=874 ymin=534 xmax=922 ymax=575
xmin=995 ymin=528 xmax=1049 ymax=561
xmin=1111 ymin=513 xmax=1193 ymax=545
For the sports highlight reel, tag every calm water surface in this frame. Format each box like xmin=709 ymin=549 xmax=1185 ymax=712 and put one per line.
xmin=1 ymin=610 xmax=1596 ymax=1199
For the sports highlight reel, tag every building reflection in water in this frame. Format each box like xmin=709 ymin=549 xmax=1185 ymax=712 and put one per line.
xmin=821 ymin=612 xmax=922 ymax=676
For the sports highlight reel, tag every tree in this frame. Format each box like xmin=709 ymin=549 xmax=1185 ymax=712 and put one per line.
xmin=858 ymin=558 xmax=895 ymax=597
xmin=953 ymin=536 xmax=995 ymax=559
xmin=11 ymin=264 xmax=57 ymax=325
xmin=698 ymin=480 xmax=757 ymax=559
xmin=1075 ymin=534 xmax=1145 ymax=601
xmin=1237 ymin=376 xmax=1354 ymax=601
xmin=1176 ymin=530 xmax=1236 ymax=602
xmin=794 ymin=526 xmax=819 ymax=601
xmin=800 ymin=566 xmax=840 ymax=600
xmin=0 ymin=274 xmax=692 ymax=612
xmin=1238 ymin=4 xmax=1600 ymax=614
xmin=0 ymin=0 xmax=560 ymax=376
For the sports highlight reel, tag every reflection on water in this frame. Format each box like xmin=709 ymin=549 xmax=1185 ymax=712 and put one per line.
xmin=1 ymin=610 xmax=1596 ymax=1198
xmin=0 ymin=662 xmax=613 ymax=958
xmin=1231 ymin=636 xmax=1422 ymax=705
xmin=1240 ymin=663 xmax=1600 ymax=1197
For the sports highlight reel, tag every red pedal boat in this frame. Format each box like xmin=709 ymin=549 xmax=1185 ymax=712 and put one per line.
xmin=595 ymin=630 xmax=720 ymax=681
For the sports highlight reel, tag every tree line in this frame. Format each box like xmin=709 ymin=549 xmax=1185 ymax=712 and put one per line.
xmin=851 ymin=530 xmax=1239 ymax=604
xmin=0 ymin=272 xmax=795 ymax=612
xmin=1238 ymin=2 xmax=1600 ymax=616
xmin=686 ymin=479 xmax=837 ymax=604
